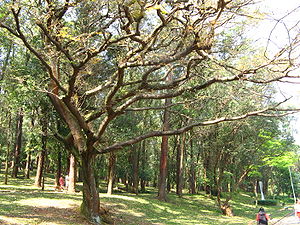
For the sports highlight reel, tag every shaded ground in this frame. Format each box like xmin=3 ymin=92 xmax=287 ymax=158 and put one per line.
xmin=0 ymin=207 xmax=90 ymax=225
xmin=0 ymin=191 xmax=91 ymax=225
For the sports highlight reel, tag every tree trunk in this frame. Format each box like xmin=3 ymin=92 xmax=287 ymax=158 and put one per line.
xmin=263 ymin=179 xmax=268 ymax=196
xmin=216 ymin=185 xmax=234 ymax=216
xmin=35 ymin=115 xmax=47 ymax=187
xmin=4 ymin=113 xmax=12 ymax=184
xmin=176 ymin=133 xmax=185 ymax=197
xmin=68 ymin=154 xmax=77 ymax=193
xmin=153 ymin=149 xmax=158 ymax=188
xmin=189 ymin=137 xmax=196 ymax=194
xmin=107 ymin=152 xmax=116 ymax=195
xmin=80 ymin=153 xmax=101 ymax=224
xmin=11 ymin=109 xmax=23 ymax=178
xmin=220 ymin=202 xmax=234 ymax=216
xmin=4 ymin=142 xmax=11 ymax=184
xmin=131 ymin=145 xmax=139 ymax=195
xmin=158 ymin=104 xmax=171 ymax=200
xmin=24 ymin=151 xmax=31 ymax=179
xmin=158 ymin=133 xmax=168 ymax=201
xmin=254 ymin=180 xmax=258 ymax=197
xmin=217 ymin=166 xmax=251 ymax=216
xmin=140 ymin=140 xmax=146 ymax=193
xmin=77 ymin=166 xmax=83 ymax=182
xmin=55 ymin=150 xmax=62 ymax=188
xmin=158 ymin=73 xmax=172 ymax=201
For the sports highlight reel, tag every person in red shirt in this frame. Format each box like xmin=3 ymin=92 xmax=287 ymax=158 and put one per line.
xmin=294 ymin=199 xmax=300 ymax=220
xmin=256 ymin=208 xmax=270 ymax=225
xmin=59 ymin=176 xmax=65 ymax=190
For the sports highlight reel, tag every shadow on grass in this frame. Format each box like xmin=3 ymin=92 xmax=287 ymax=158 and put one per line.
xmin=0 ymin=202 xmax=90 ymax=225
xmin=100 ymin=193 xmax=249 ymax=225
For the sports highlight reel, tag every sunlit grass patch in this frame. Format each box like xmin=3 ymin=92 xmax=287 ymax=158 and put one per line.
xmin=101 ymin=193 xmax=149 ymax=204
xmin=17 ymin=198 xmax=81 ymax=208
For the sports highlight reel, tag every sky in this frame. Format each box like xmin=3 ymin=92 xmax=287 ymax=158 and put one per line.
xmin=255 ymin=0 xmax=300 ymax=143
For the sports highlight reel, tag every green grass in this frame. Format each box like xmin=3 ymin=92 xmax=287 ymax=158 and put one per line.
xmin=0 ymin=172 xmax=294 ymax=225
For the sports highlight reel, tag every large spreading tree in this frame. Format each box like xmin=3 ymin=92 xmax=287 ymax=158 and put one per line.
xmin=0 ymin=0 xmax=299 ymax=223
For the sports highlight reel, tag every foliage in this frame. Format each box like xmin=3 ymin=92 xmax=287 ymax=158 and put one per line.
xmin=257 ymin=199 xmax=278 ymax=206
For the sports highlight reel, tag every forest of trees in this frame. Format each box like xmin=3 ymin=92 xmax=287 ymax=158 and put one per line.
xmin=0 ymin=0 xmax=300 ymax=224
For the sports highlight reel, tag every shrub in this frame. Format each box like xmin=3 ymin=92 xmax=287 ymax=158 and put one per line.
xmin=256 ymin=199 xmax=277 ymax=206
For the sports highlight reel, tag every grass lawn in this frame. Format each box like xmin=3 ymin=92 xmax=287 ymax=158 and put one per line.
xmin=0 ymin=172 xmax=293 ymax=225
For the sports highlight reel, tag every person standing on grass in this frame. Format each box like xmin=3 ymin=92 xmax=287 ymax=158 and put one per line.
xmin=294 ymin=199 xmax=300 ymax=220
xmin=59 ymin=176 xmax=65 ymax=190
xmin=256 ymin=208 xmax=270 ymax=225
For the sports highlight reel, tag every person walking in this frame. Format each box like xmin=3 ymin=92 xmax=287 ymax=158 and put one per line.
xmin=256 ymin=207 xmax=270 ymax=225
xmin=65 ymin=175 xmax=69 ymax=190
xmin=294 ymin=199 xmax=300 ymax=220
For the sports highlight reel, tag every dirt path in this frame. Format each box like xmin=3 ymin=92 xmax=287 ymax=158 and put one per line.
xmin=269 ymin=212 xmax=300 ymax=225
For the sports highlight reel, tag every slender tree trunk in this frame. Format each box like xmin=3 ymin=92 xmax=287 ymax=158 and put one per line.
xmin=55 ymin=150 xmax=62 ymax=188
xmin=189 ymin=167 xmax=196 ymax=194
xmin=131 ymin=145 xmax=139 ymax=195
xmin=35 ymin=150 xmax=45 ymax=187
xmin=158 ymin=94 xmax=172 ymax=201
xmin=4 ymin=142 xmax=11 ymax=184
xmin=176 ymin=133 xmax=185 ymax=197
xmin=11 ymin=109 xmax=23 ymax=178
xmin=80 ymin=153 xmax=101 ymax=224
xmin=68 ymin=154 xmax=77 ymax=193
xmin=153 ymin=148 xmax=158 ymax=188
xmin=77 ymin=165 xmax=83 ymax=182
xmin=263 ymin=179 xmax=268 ymax=196
xmin=35 ymin=115 xmax=47 ymax=187
xmin=25 ymin=115 xmax=35 ymax=179
xmin=203 ymin=155 xmax=210 ymax=194
xmin=4 ymin=114 xmax=12 ymax=184
xmin=254 ymin=180 xmax=258 ymax=197
xmin=140 ymin=140 xmax=146 ymax=192
xmin=24 ymin=151 xmax=31 ymax=179
xmin=189 ymin=138 xmax=196 ymax=194
xmin=158 ymin=133 xmax=168 ymax=201
xmin=107 ymin=152 xmax=116 ymax=195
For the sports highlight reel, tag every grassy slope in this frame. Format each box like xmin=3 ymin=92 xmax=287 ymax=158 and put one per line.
xmin=0 ymin=173 xmax=292 ymax=225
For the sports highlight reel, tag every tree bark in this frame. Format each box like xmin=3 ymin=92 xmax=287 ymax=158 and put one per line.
xmin=189 ymin=137 xmax=196 ymax=194
xmin=107 ymin=152 xmax=116 ymax=195
xmin=24 ymin=151 xmax=31 ymax=179
xmin=80 ymin=153 xmax=101 ymax=224
xmin=11 ymin=109 xmax=23 ymax=178
xmin=158 ymin=133 xmax=168 ymax=201
xmin=176 ymin=133 xmax=185 ymax=197
xmin=131 ymin=145 xmax=139 ymax=195
xmin=158 ymin=92 xmax=172 ymax=201
xmin=55 ymin=150 xmax=62 ymax=188
xmin=140 ymin=140 xmax=146 ymax=193
xmin=68 ymin=154 xmax=77 ymax=193
xmin=34 ymin=116 xmax=47 ymax=187
xmin=4 ymin=113 xmax=12 ymax=184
